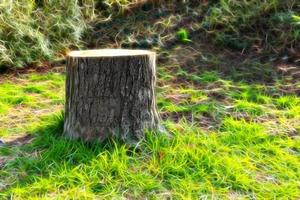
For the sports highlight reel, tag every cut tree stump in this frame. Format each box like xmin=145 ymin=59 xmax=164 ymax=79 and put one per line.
xmin=64 ymin=49 xmax=162 ymax=142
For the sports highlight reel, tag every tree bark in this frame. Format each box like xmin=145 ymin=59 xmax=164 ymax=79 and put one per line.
xmin=64 ymin=49 xmax=162 ymax=142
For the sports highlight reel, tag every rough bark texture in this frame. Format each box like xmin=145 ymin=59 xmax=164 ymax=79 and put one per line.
xmin=64 ymin=50 xmax=162 ymax=142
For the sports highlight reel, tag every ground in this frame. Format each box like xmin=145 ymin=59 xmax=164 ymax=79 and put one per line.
xmin=0 ymin=42 xmax=299 ymax=199
xmin=0 ymin=2 xmax=300 ymax=199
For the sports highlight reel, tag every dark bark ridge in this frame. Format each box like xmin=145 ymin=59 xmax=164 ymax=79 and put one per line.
xmin=64 ymin=50 xmax=162 ymax=142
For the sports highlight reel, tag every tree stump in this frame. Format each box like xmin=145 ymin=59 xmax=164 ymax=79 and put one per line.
xmin=64 ymin=49 xmax=162 ymax=142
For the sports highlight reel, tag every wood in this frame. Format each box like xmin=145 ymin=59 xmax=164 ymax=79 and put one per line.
xmin=64 ymin=49 xmax=162 ymax=142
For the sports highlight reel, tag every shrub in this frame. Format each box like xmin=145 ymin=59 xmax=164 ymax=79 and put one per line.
xmin=0 ymin=0 xmax=86 ymax=69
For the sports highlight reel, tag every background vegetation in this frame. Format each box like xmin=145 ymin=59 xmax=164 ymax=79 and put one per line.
xmin=0 ymin=0 xmax=86 ymax=68
xmin=202 ymin=0 xmax=300 ymax=53
xmin=0 ymin=0 xmax=299 ymax=69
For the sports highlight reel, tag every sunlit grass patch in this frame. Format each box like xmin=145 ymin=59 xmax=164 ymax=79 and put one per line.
xmin=0 ymin=102 xmax=9 ymax=115
xmin=234 ymin=100 xmax=265 ymax=117
xmin=27 ymin=73 xmax=65 ymax=83
xmin=0 ymin=72 xmax=65 ymax=138
xmin=285 ymin=105 xmax=300 ymax=118
xmin=275 ymin=95 xmax=300 ymax=109
xmin=0 ymin=127 xmax=9 ymax=137
xmin=220 ymin=117 xmax=267 ymax=146
xmin=0 ymin=83 xmax=34 ymax=106
xmin=231 ymin=85 xmax=272 ymax=104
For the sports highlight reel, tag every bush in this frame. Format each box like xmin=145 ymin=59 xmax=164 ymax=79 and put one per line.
xmin=0 ymin=0 xmax=86 ymax=69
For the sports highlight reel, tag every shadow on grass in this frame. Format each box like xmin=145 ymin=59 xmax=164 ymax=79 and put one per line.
xmin=0 ymin=111 xmax=173 ymax=199
xmin=86 ymin=0 xmax=299 ymax=86
xmin=0 ymin=112 xmax=134 ymax=196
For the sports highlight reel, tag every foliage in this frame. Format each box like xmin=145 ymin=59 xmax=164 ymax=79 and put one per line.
xmin=201 ymin=0 xmax=300 ymax=52
xmin=0 ymin=0 xmax=86 ymax=69
xmin=1 ymin=0 xmax=299 ymax=69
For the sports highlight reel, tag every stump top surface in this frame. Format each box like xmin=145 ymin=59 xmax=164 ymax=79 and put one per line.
xmin=68 ymin=49 xmax=155 ymax=58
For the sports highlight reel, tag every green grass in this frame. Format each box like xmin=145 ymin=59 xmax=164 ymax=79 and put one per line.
xmin=275 ymin=95 xmax=300 ymax=109
xmin=0 ymin=72 xmax=64 ymax=138
xmin=177 ymin=28 xmax=191 ymax=43
xmin=0 ymin=113 xmax=299 ymax=199
xmin=0 ymin=61 xmax=299 ymax=199
xmin=233 ymin=100 xmax=264 ymax=117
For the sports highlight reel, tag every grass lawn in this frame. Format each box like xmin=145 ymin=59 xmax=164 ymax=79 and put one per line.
xmin=0 ymin=46 xmax=299 ymax=199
